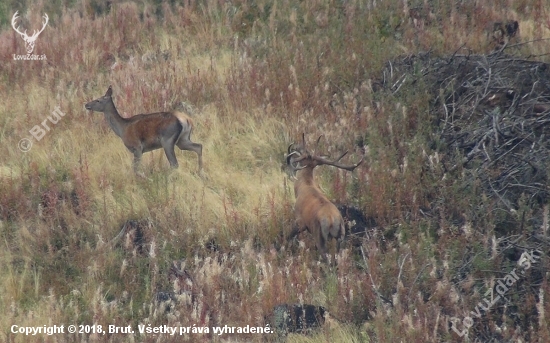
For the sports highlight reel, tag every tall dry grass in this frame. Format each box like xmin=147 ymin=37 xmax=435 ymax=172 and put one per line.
xmin=0 ymin=0 xmax=549 ymax=342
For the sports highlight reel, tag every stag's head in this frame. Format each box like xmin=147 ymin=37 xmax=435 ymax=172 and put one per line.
xmin=85 ymin=86 xmax=113 ymax=112
xmin=285 ymin=133 xmax=363 ymax=177
xmin=11 ymin=11 xmax=49 ymax=54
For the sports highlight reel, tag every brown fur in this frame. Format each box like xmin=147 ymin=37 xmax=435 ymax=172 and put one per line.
xmin=286 ymin=135 xmax=362 ymax=263
xmin=292 ymin=166 xmax=345 ymax=261
xmin=85 ymin=86 xmax=202 ymax=175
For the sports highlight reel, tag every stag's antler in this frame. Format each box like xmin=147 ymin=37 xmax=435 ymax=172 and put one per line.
xmin=286 ymin=143 xmax=307 ymax=171
xmin=286 ymin=134 xmax=363 ymax=171
xmin=312 ymin=152 xmax=363 ymax=171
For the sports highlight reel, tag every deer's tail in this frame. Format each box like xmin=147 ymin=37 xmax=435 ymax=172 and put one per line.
xmin=173 ymin=111 xmax=193 ymax=143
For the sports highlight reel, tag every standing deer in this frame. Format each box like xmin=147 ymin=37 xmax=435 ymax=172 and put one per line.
xmin=85 ymin=86 xmax=202 ymax=175
xmin=286 ymin=134 xmax=363 ymax=262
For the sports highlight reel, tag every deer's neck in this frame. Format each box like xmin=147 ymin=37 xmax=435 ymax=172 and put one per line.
xmin=294 ymin=167 xmax=316 ymax=196
xmin=102 ymin=100 xmax=128 ymax=138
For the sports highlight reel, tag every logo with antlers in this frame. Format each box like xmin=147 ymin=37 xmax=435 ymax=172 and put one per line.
xmin=11 ymin=11 xmax=49 ymax=54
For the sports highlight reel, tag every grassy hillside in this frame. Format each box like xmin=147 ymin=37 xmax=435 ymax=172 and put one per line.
xmin=0 ymin=0 xmax=549 ymax=342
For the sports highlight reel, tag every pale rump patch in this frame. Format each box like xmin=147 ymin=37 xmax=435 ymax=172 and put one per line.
xmin=172 ymin=111 xmax=193 ymax=128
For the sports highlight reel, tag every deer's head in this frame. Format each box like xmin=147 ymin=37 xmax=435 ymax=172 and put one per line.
xmin=85 ymin=86 xmax=113 ymax=112
xmin=11 ymin=11 xmax=49 ymax=54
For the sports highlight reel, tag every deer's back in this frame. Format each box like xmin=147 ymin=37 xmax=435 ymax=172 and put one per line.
xmin=123 ymin=112 xmax=181 ymax=147
xmin=295 ymin=185 xmax=341 ymax=228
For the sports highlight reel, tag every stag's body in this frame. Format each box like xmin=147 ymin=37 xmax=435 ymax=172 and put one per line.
xmin=286 ymin=135 xmax=362 ymax=262
xmin=85 ymin=86 xmax=202 ymax=175
xmin=293 ymin=166 xmax=345 ymax=259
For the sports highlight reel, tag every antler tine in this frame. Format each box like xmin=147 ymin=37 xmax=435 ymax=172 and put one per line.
xmin=287 ymin=143 xmax=294 ymax=155
xmin=286 ymin=151 xmax=307 ymax=166
xmin=285 ymin=151 xmax=307 ymax=178
xmin=286 ymin=139 xmax=308 ymax=174
xmin=286 ymin=151 xmax=299 ymax=166
xmin=334 ymin=151 xmax=348 ymax=162
xmin=286 ymin=141 xmax=309 ymax=161
xmin=314 ymin=134 xmax=324 ymax=155
xmin=313 ymin=153 xmax=364 ymax=171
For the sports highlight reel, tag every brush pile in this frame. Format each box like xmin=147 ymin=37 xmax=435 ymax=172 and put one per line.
xmin=381 ymin=50 xmax=550 ymax=213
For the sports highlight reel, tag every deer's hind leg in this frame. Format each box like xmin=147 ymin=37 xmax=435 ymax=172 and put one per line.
xmin=161 ymin=131 xmax=181 ymax=168
xmin=176 ymin=125 xmax=203 ymax=171
xmin=162 ymin=144 xmax=178 ymax=168
xmin=317 ymin=219 xmax=331 ymax=263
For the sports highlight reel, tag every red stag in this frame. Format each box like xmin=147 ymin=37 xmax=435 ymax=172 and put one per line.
xmin=85 ymin=86 xmax=202 ymax=175
xmin=286 ymin=134 xmax=363 ymax=262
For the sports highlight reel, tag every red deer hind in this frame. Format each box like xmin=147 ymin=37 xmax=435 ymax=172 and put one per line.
xmin=85 ymin=86 xmax=202 ymax=175
xmin=286 ymin=134 xmax=363 ymax=262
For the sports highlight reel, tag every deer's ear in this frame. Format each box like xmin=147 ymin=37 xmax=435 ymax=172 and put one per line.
xmin=105 ymin=86 xmax=112 ymax=97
